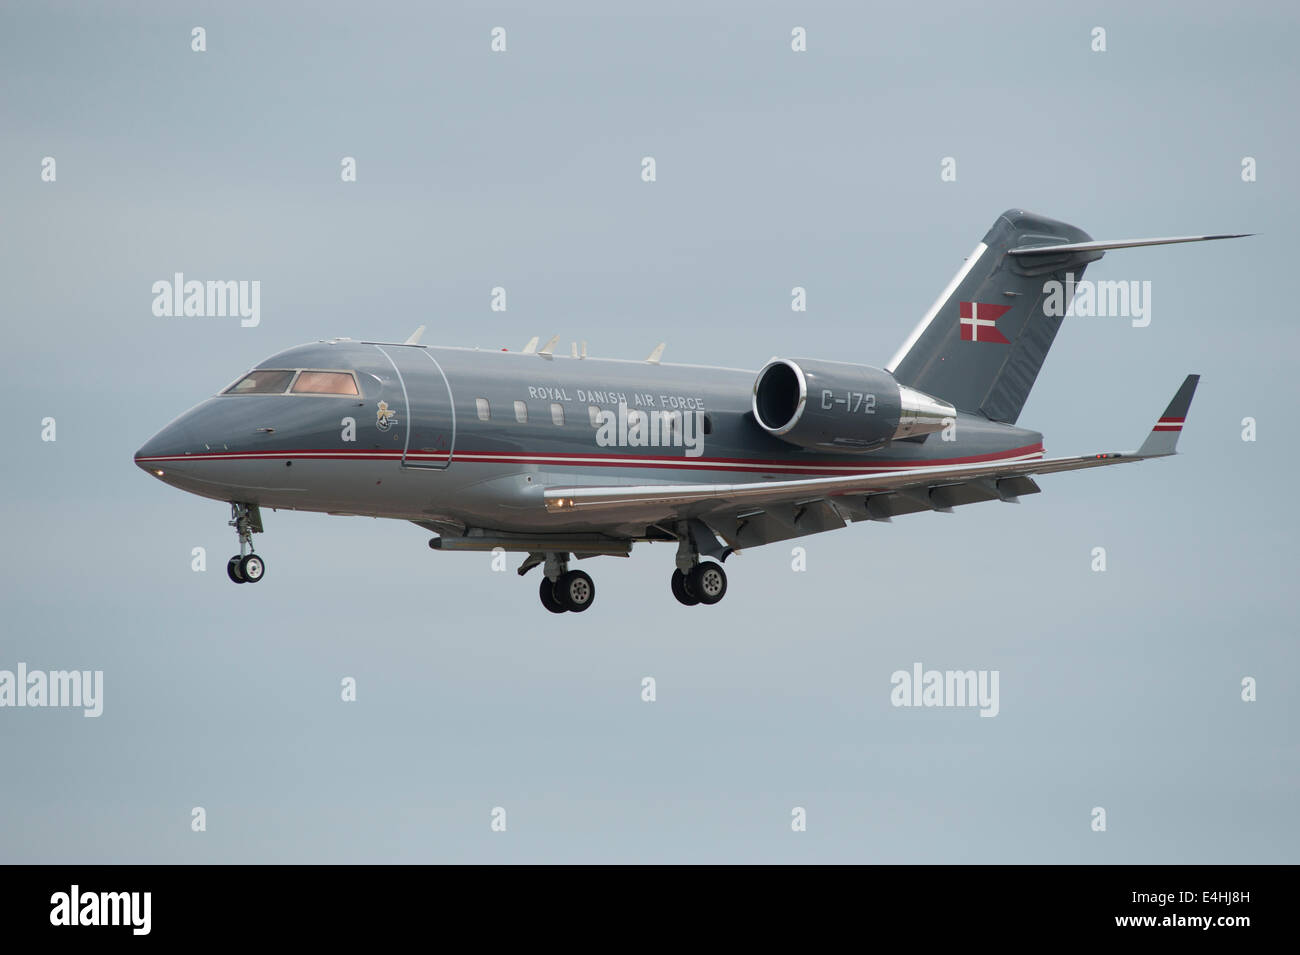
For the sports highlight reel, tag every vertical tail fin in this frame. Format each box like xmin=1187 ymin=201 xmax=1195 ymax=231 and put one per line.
xmin=886 ymin=209 xmax=1100 ymax=424
xmin=887 ymin=211 xmax=1247 ymax=425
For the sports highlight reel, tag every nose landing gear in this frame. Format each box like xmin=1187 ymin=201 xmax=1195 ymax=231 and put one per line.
xmin=226 ymin=502 xmax=266 ymax=585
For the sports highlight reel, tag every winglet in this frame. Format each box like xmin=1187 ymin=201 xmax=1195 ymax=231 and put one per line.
xmin=520 ymin=336 xmax=540 ymax=354
xmin=1137 ymin=374 xmax=1200 ymax=457
xmin=403 ymin=325 xmax=426 ymax=345
xmin=537 ymin=334 xmax=560 ymax=358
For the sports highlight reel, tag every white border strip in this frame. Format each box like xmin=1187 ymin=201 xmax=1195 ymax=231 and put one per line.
xmin=885 ymin=241 xmax=988 ymax=373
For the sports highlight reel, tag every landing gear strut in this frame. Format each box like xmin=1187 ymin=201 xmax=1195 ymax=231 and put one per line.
xmin=536 ymin=552 xmax=595 ymax=613
xmin=226 ymin=502 xmax=266 ymax=585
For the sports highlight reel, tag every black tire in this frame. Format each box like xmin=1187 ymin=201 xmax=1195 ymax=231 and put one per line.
xmin=227 ymin=556 xmax=245 ymax=584
xmin=239 ymin=554 xmax=265 ymax=584
xmin=539 ymin=576 xmax=567 ymax=613
xmin=688 ymin=561 xmax=727 ymax=605
xmin=557 ymin=570 xmax=595 ymax=613
xmin=670 ymin=568 xmax=700 ymax=606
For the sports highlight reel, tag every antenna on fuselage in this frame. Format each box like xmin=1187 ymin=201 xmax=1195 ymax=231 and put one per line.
xmin=403 ymin=325 xmax=426 ymax=345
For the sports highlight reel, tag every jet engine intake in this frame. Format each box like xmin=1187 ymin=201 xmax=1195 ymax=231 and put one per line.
xmin=751 ymin=358 xmax=955 ymax=451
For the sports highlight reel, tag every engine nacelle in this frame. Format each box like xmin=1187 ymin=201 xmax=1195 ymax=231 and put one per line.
xmin=751 ymin=358 xmax=955 ymax=452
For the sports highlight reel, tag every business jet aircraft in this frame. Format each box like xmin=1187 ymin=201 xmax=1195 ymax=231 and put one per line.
xmin=135 ymin=210 xmax=1244 ymax=613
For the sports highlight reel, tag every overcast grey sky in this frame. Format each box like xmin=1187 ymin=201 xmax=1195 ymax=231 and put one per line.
xmin=1 ymin=0 xmax=1296 ymax=862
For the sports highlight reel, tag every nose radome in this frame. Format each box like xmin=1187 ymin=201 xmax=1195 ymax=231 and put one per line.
xmin=134 ymin=416 xmax=197 ymax=471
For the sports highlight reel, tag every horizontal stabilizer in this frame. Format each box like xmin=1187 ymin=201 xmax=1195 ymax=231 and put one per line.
xmin=1009 ymin=234 xmax=1251 ymax=256
xmin=1137 ymin=374 xmax=1200 ymax=457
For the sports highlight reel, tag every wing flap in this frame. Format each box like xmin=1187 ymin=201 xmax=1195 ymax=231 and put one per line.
xmin=695 ymin=474 xmax=1047 ymax=549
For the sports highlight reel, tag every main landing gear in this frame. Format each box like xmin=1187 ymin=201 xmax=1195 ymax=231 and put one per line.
xmin=536 ymin=553 xmax=595 ymax=613
xmin=226 ymin=502 xmax=266 ymax=585
xmin=670 ymin=561 xmax=727 ymax=606
xmin=668 ymin=525 xmax=728 ymax=607
xmin=518 ymin=525 xmax=731 ymax=613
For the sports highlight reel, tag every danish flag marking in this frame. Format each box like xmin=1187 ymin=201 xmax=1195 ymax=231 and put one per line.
xmin=959 ymin=301 xmax=1011 ymax=343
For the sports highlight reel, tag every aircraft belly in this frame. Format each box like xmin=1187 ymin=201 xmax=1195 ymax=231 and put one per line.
xmin=157 ymin=458 xmax=466 ymax=519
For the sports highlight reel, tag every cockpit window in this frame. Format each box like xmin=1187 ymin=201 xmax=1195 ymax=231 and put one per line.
xmin=223 ymin=369 xmax=296 ymax=395
xmin=222 ymin=369 xmax=361 ymax=396
xmin=291 ymin=371 xmax=359 ymax=395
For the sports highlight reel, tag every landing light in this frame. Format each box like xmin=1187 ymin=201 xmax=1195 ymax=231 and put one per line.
xmin=152 ymin=469 xmax=165 ymax=477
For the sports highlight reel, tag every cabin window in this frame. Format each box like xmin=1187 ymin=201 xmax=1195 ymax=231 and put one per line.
xmin=551 ymin=403 xmax=565 ymax=426
xmin=291 ymin=371 xmax=358 ymax=396
xmin=587 ymin=405 xmax=601 ymax=428
xmin=513 ymin=400 xmax=528 ymax=424
xmin=223 ymin=369 xmax=296 ymax=395
xmin=476 ymin=398 xmax=491 ymax=421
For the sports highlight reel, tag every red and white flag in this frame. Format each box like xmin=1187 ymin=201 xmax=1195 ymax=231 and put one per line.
xmin=959 ymin=301 xmax=1011 ymax=343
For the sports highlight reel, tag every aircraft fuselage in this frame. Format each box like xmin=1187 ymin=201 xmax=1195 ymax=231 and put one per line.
xmin=134 ymin=338 xmax=1044 ymax=536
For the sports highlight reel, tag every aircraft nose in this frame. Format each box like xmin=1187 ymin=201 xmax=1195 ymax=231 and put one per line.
xmin=134 ymin=417 xmax=197 ymax=473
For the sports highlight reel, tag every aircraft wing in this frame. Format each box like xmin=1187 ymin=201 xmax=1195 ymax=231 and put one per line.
xmin=544 ymin=376 xmax=1199 ymax=551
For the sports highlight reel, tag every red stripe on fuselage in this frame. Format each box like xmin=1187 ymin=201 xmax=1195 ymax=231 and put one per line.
xmin=134 ymin=442 xmax=1045 ymax=475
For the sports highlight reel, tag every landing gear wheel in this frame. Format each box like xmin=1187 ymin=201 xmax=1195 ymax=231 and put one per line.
xmin=227 ymin=504 xmax=264 ymax=586
xmin=671 ymin=568 xmax=700 ymax=606
xmin=688 ymin=561 xmax=727 ymax=605
xmin=556 ymin=570 xmax=595 ymax=613
xmin=238 ymin=554 xmax=265 ymax=584
xmin=539 ymin=577 xmax=567 ymax=613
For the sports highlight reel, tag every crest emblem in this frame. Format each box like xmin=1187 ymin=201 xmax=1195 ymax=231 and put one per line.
xmin=375 ymin=400 xmax=398 ymax=432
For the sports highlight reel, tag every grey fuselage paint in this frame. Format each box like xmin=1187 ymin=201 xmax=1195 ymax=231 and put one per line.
xmin=134 ymin=339 xmax=1043 ymax=538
